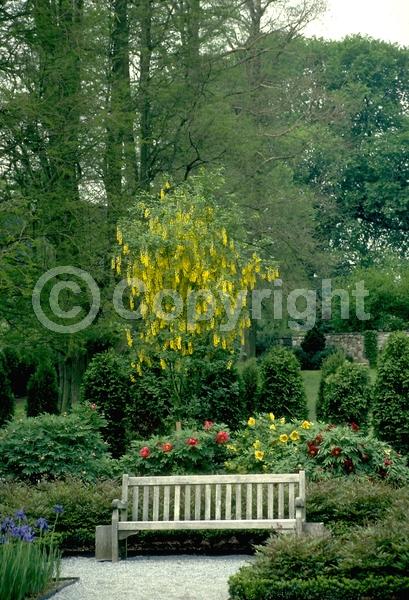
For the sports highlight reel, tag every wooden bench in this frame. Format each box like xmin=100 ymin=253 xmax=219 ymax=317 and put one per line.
xmin=96 ymin=471 xmax=308 ymax=561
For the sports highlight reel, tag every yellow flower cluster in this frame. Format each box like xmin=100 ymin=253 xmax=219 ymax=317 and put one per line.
xmin=113 ymin=184 xmax=278 ymax=375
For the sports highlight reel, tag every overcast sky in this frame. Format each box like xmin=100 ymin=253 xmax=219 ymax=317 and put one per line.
xmin=304 ymin=0 xmax=409 ymax=46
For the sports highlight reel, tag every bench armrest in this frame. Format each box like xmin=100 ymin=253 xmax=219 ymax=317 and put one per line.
xmin=112 ymin=499 xmax=128 ymax=510
xmin=295 ymin=496 xmax=305 ymax=509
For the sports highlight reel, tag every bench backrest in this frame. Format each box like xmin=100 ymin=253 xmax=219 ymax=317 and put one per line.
xmin=120 ymin=472 xmax=305 ymax=522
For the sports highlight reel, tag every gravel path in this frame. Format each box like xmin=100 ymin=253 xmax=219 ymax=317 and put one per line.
xmin=54 ymin=555 xmax=252 ymax=600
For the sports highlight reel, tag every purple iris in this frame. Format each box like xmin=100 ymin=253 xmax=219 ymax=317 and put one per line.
xmin=10 ymin=524 xmax=35 ymax=542
xmin=36 ymin=517 xmax=49 ymax=532
xmin=1 ymin=517 xmax=15 ymax=533
xmin=53 ymin=504 xmax=64 ymax=515
xmin=14 ymin=509 xmax=27 ymax=521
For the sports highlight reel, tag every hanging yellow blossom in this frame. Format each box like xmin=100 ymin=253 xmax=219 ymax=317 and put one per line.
xmin=112 ymin=175 xmax=278 ymax=373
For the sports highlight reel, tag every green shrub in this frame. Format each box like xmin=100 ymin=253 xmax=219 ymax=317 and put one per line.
xmin=297 ymin=326 xmax=327 ymax=369
xmin=0 ymin=352 xmax=15 ymax=427
xmin=2 ymin=347 xmax=35 ymax=397
xmin=373 ymin=332 xmax=409 ymax=455
xmin=239 ymin=359 xmax=261 ymax=414
xmin=316 ymin=350 xmax=348 ymax=420
xmin=259 ymin=347 xmax=307 ymax=419
xmin=364 ymin=330 xmax=378 ymax=367
xmin=127 ymin=365 xmax=171 ymax=439
xmin=0 ymin=525 xmax=60 ymax=600
xmin=321 ymin=362 xmax=371 ymax=426
xmin=229 ymin=490 xmax=409 ymax=600
xmin=26 ymin=361 xmax=59 ymax=417
xmin=307 ymin=477 xmax=399 ymax=534
xmin=81 ymin=350 xmax=131 ymax=457
xmin=0 ymin=479 xmax=120 ymax=551
xmin=224 ymin=413 xmax=409 ymax=486
xmin=183 ymin=352 xmax=245 ymax=429
xmin=121 ymin=421 xmax=231 ymax=475
xmin=0 ymin=404 xmax=114 ymax=482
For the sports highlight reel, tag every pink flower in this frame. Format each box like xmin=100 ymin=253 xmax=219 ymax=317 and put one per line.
xmin=90 ymin=403 xmax=97 ymax=410
xmin=204 ymin=420 xmax=214 ymax=431
xmin=186 ymin=437 xmax=199 ymax=447
xmin=215 ymin=431 xmax=229 ymax=444
xmin=351 ymin=422 xmax=360 ymax=432
xmin=139 ymin=446 xmax=150 ymax=458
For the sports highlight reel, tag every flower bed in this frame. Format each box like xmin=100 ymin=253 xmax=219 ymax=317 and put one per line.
xmin=0 ymin=507 xmax=62 ymax=600
xmin=224 ymin=413 xmax=409 ymax=485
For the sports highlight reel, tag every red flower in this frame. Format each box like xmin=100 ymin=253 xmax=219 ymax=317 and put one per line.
xmin=350 ymin=422 xmax=360 ymax=432
xmin=161 ymin=442 xmax=173 ymax=453
xmin=343 ymin=458 xmax=354 ymax=473
xmin=331 ymin=447 xmax=342 ymax=457
xmin=384 ymin=458 xmax=393 ymax=467
xmin=204 ymin=420 xmax=214 ymax=431
xmin=307 ymin=444 xmax=318 ymax=457
xmin=186 ymin=437 xmax=199 ymax=447
xmin=314 ymin=434 xmax=323 ymax=445
xmin=139 ymin=446 xmax=150 ymax=459
xmin=215 ymin=431 xmax=229 ymax=444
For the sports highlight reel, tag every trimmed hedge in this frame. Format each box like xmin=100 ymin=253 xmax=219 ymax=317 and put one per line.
xmin=364 ymin=330 xmax=378 ymax=367
xmin=316 ymin=350 xmax=348 ymax=420
xmin=229 ymin=573 xmax=409 ymax=600
xmin=259 ymin=347 xmax=308 ymax=418
xmin=26 ymin=361 xmax=59 ymax=417
xmin=373 ymin=332 xmax=409 ymax=455
xmin=320 ymin=362 xmax=372 ymax=426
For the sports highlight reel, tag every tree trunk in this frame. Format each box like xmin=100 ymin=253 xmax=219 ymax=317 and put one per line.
xmin=138 ymin=0 xmax=153 ymax=189
xmin=105 ymin=0 xmax=138 ymax=228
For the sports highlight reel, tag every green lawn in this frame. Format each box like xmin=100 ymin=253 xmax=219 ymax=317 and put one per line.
xmin=301 ymin=370 xmax=321 ymax=420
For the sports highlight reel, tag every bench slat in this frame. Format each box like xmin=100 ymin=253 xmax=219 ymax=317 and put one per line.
xmin=163 ymin=486 xmax=170 ymax=521
xmin=132 ymin=486 xmax=139 ymax=521
xmin=194 ymin=485 xmax=201 ymax=520
xmin=153 ymin=486 xmax=160 ymax=521
xmin=225 ymin=484 xmax=232 ymax=520
xmin=174 ymin=485 xmax=181 ymax=521
xmin=143 ymin=486 xmax=150 ymax=521
xmin=278 ymin=483 xmax=284 ymax=519
xmin=235 ymin=484 xmax=242 ymax=520
xmin=128 ymin=474 xmax=301 ymax=486
xmin=215 ymin=484 xmax=221 ymax=520
xmin=246 ymin=484 xmax=252 ymax=520
xmin=118 ymin=519 xmax=297 ymax=531
xmin=289 ymin=483 xmax=295 ymax=519
xmin=267 ymin=484 xmax=274 ymax=519
xmin=184 ymin=485 xmax=191 ymax=520
xmin=257 ymin=484 xmax=263 ymax=519
xmin=205 ymin=484 xmax=211 ymax=520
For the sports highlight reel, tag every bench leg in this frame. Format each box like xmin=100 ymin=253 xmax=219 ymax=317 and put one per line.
xmin=95 ymin=526 xmax=112 ymax=561
xmin=112 ymin=522 xmax=119 ymax=562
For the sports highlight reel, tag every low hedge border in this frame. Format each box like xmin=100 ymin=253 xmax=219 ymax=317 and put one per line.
xmin=229 ymin=574 xmax=409 ymax=600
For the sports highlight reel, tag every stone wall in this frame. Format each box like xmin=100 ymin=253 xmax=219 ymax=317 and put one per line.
xmin=289 ymin=331 xmax=409 ymax=364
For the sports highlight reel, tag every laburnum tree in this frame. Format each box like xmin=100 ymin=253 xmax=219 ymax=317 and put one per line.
xmin=112 ymin=173 xmax=278 ymax=413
